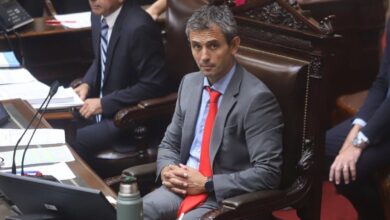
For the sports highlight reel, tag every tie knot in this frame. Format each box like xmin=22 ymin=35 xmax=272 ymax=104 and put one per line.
xmin=101 ymin=18 xmax=108 ymax=29
xmin=206 ymin=87 xmax=221 ymax=103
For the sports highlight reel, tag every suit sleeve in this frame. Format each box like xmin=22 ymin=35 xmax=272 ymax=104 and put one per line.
xmin=82 ymin=14 xmax=99 ymax=95
xmin=100 ymin=23 xmax=167 ymax=116
xmin=156 ymin=78 xmax=185 ymax=179
xmin=213 ymin=90 xmax=284 ymax=201
xmin=356 ymin=23 xmax=390 ymax=144
xmin=83 ymin=59 xmax=98 ymax=90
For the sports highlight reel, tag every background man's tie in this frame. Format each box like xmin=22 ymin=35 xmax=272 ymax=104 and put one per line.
xmin=177 ymin=87 xmax=221 ymax=218
xmin=97 ymin=18 xmax=108 ymax=122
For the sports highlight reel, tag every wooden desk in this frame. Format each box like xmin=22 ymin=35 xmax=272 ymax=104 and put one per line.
xmin=45 ymin=108 xmax=74 ymax=120
xmin=0 ymin=99 xmax=115 ymax=216
xmin=0 ymin=17 xmax=93 ymax=86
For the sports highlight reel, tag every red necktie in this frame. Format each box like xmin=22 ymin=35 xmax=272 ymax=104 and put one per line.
xmin=177 ymin=87 xmax=221 ymax=218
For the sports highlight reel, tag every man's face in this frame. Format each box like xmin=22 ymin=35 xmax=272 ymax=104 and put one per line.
xmin=189 ymin=25 xmax=240 ymax=84
xmin=89 ymin=0 xmax=123 ymax=17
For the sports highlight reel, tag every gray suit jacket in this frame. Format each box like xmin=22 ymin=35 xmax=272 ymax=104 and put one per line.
xmin=157 ymin=64 xmax=283 ymax=202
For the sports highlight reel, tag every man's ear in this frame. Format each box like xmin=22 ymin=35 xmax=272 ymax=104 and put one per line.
xmin=230 ymin=36 xmax=241 ymax=54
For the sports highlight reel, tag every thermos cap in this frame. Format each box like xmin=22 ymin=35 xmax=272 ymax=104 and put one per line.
xmin=121 ymin=175 xmax=137 ymax=184
xmin=119 ymin=175 xmax=139 ymax=195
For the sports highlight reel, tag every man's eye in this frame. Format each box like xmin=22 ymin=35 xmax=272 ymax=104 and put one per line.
xmin=193 ymin=45 xmax=201 ymax=50
xmin=210 ymin=44 xmax=218 ymax=50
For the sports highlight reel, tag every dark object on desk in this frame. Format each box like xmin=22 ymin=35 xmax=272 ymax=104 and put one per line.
xmin=50 ymin=0 xmax=90 ymax=14
xmin=0 ymin=172 xmax=116 ymax=220
xmin=0 ymin=102 xmax=10 ymax=126
xmin=0 ymin=0 xmax=33 ymax=32
xmin=17 ymin=0 xmax=44 ymax=17
xmin=25 ymin=172 xmax=60 ymax=183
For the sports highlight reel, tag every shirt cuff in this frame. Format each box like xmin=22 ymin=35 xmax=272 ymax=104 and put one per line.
xmin=352 ymin=118 xmax=367 ymax=127
xmin=357 ymin=131 xmax=370 ymax=144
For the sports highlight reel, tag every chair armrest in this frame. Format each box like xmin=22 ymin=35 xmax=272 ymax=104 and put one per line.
xmin=106 ymin=162 xmax=156 ymax=188
xmin=202 ymin=189 xmax=285 ymax=220
xmin=122 ymin=162 xmax=157 ymax=196
xmin=114 ymin=93 xmax=177 ymax=129
xmin=138 ymin=93 xmax=177 ymax=108
xmin=70 ymin=78 xmax=84 ymax=88
xmin=221 ymin=189 xmax=284 ymax=209
xmin=122 ymin=162 xmax=156 ymax=177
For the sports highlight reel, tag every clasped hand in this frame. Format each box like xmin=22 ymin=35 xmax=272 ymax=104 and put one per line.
xmin=161 ymin=164 xmax=207 ymax=195
xmin=79 ymin=98 xmax=102 ymax=119
xmin=74 ymin=83 xmax=102 ymax=119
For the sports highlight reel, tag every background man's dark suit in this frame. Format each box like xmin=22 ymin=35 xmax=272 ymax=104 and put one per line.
xmin=326 ymin=21 xmax=390 ymax=220
xmin=71 ymin=0 xmax=167 ymax=159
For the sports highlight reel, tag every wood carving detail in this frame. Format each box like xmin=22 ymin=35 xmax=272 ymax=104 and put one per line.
xmin=243 ymin=2 xmax=310 ymax=32
xmin=288 ymin=143 xmax=315 ymax=196
xmin=239 ymin=26 xmax=313 ymax=50
xmin=319 ymin=15 xmax=335 ymax=35
xmin=309 ymin=56 xmax=323 ymax=78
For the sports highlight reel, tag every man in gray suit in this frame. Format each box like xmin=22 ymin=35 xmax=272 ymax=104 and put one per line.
xmin=143 ymin=5 xmax=283 ymax=220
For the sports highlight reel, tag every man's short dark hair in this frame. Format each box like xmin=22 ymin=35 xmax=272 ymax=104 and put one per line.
xmin=185 ymin=5 xmax=238 ymax=44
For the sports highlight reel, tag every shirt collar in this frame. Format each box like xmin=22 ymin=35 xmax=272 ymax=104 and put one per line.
xmin=203 ymin=62 xmax=236 ymax=95
xmin=102 ymin=6 xmax=122 ymax=29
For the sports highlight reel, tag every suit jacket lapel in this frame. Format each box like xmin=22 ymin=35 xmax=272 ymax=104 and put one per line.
xmin=91 ymin=15 xmax=100 ymax=88
xmin=210 ymin=65 xmax=243 ymax=169
xmin=92 ymin=16 xmax=100 ymax=58
xmin=180 ymin=74 xmax=204 ymax=163
xmin=102 ymin=4 xmax=127 ymax=87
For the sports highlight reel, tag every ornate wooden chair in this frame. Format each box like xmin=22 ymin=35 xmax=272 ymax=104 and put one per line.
xmin=121 ymin=0 xmax=339 ymax=219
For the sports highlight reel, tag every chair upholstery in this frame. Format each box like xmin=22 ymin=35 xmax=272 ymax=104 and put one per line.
xmin=122 ymin=0 xmax=340 ymax=219
xmin=235 ymin=46 xmax=309 ymax=191
xmin=332 ymin=90 xmax=367 ymax=125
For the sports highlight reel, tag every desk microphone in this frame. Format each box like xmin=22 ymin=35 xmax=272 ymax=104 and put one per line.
xmin=11 ymin=81 xmax=60 ymax=175
xmin=20 ymin=81 xmax=59 ymax=176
